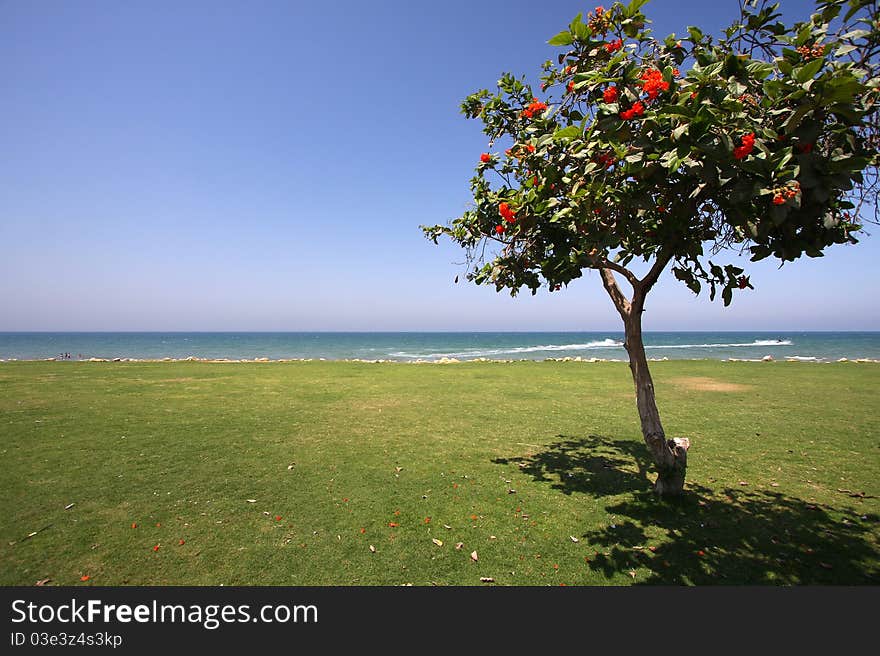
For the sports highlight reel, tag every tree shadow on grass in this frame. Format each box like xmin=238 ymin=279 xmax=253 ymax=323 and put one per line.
xmin=493 ymin=434 xmax=880 ymax=584
xmin=493 ymin=434 xmax=652 ymax=497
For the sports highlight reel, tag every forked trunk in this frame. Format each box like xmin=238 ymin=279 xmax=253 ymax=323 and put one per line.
xmin=623 ymin=310 xmax=690 ymax=496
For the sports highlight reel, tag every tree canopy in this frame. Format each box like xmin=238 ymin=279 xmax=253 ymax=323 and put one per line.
xmin=423 ymin=0 xmax=879 ymax=306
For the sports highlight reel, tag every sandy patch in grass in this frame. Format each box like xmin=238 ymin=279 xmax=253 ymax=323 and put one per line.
xmin=671 ymin=377 xmax=751 ymax=392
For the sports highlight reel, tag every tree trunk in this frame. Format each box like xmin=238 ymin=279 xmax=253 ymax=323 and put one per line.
xmin=622 ymin=308 xmax=690 ymax=496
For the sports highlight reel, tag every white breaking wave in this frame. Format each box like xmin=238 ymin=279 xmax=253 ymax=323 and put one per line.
xmin=389 ymin=338 xmax=793 ymax=360
xmin=389 ymin=338 xmax=623 ymax=359
xmin=644 ymin=339 xmax=793 ymax=349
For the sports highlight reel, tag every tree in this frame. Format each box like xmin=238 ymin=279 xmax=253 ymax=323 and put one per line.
xmin=422 ymin=0 xmax=879 ymax=495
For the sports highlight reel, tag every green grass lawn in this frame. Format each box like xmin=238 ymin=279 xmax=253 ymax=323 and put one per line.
xmin=1 ymin=360 xmax=877 ymax=586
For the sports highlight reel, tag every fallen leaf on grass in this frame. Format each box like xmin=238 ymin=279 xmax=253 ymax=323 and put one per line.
xmin=369 ymin=545 xmax=376 ymax=553
xmin=738 ymin=481 xmax=748 ymax=486
xmin=570 ymin=536 xmax=579 ymax=543
xmin=395 ymin=467 xmax=403 ymax=473
xmin=64 ymin=503 xmax=75 ymax=510
xmin=432 ymin=538 xmax=443 ymax=547
xmin=35 ymin=578 xmax=51 ymax=586
xmin=80 ymin=575 xmax=90 ymax=582
xmin=479 ymin=577 xmax=495 ymax=583
xmin=629 ymin=569 xmax=637 ymax=580
xmin=287 ymin=463 xmax=295 ymax=470
xmin=819 ymin=562 xmax=833 ymax=569
xmin=507 ymin=489 xmax=516 ymax=494
xmin=455 ymin=543 xmax=464 ymax=550
xmin=470 ymin=550 xmax=478 ymax=562
xmin=770 ymin=483 xmax=780 ymax=487
xmin=246 ymin=499 xmax=257 ymax=503
xmin=443 ymin=524 xmax=452 ymax=530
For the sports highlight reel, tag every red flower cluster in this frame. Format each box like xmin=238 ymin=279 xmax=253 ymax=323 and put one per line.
xmin=499 ymin=202 xmax=516 ymax=223
xmin=796 ymin=43 xmax=825 ymax=60
xmin=521 ymin=98 xmax=548 ymax=119
xmin=772 ymin=181 xmax=800 ymax=205
xmin=495 ymin=225 xmax=505 ymax=235
xmin=480 ymin=153 xmax=491 ymax=163
xmin=567 ymin=81 xmax=575 ymax=93
xmin=737 ymin=276 xmax=750 ymax=289
xmin=596 ymin=152 xmax=616 ymax=168
xmin=603 ymin=85 xmax=618 ymax=103
xmin=733 ymin=132 xmax=756 ymax=160
xmin=639 ymin=68 xmax=669 ymax=100
xmin=620 ymin=101 xmax=645 ymax=120
xmin=588 ymin=6 xmax=610 ymax=34
xmin=604 ymin=39 xmax=623 ymax=54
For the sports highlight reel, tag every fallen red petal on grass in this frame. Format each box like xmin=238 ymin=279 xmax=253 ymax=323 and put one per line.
xmin=359 ymin=528 xmax=366 ymax=534
xmin=424 ymin=517 xmax=431 ymax=524
xmin=697 ymin=550 xmax=706 ymax=556
xmin=156 ymin=523 xmax=161 ymax=527
xmin=553 ymin=564 xmax=559 ymax=570
xmin=393 ymin=510 xmax=400 ymax=516
xmin=131 ymin=523 xmax=137 ymax=529
xmin=80 ymin=575 xmax=90 ymax=582
xmin=342 ymin=498 xmax=349 ymax=503
xmin=178 ymin=539 xmax=185 ymax=546
xmin=648 ymin=546 xmax=657 ymax=552
xmin=275 ymin=516 xmax=282 ymax=521
xmin=470 ymin=514 xmax=478 ymax=520
xmin=153 ymin=545 xmax=160 ymax=552
xmin=388 ymin=522 xmax=399 ymax=528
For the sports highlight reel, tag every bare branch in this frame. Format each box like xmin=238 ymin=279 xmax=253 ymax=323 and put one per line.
xmin=599 ymin=267 xmax=631 ymax=319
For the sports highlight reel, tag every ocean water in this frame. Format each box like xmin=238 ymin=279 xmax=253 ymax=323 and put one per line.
xmin=0 ymin=332 xmax=878 ymax=362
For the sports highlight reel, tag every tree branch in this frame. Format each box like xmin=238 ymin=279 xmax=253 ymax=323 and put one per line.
xmin=639 ymin=250 xmax=673 ymax=295
xmin=593 ymin=257 xmax=640 ymax=290
xmin=599 ymin=267 xmax=631 ymax=320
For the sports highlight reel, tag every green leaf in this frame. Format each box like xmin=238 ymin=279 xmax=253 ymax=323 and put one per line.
xmin=745 ymin=60 xmax=776 ymax=79
xmin=722 ymin=286 xmax=732 ymax=306
xmin=794 ymin=58 xmax=824 ymax=83
xmin=783 ymin=104 xmax=812 ymax=134
xmin=548 ymin=30 xmax=574 ymax=46
xmin=554 ymin=125 xmax=581 ymax=141
xmin=624 ymin=0 xmax=650 ymax=17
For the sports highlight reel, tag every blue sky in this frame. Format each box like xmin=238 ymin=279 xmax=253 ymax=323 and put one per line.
xmin=1 ymin=0 xmax=877 ymax=331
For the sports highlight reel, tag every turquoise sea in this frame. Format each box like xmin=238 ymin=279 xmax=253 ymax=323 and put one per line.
xmin=1 ymin=332 xmax=878 ymax=362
